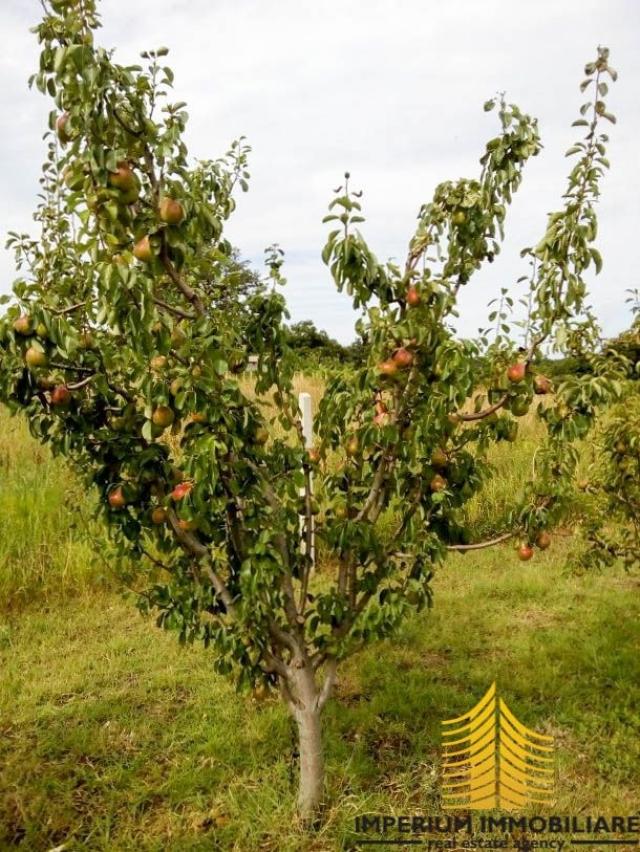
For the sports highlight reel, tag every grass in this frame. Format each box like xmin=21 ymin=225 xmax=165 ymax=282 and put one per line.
xmin=1 ymin=381 xmax=639 ymax=850
xmin=2 ymin=550 xmax=638 ymax=850
xmin=0 ymin=411 xmax=111 ymax=611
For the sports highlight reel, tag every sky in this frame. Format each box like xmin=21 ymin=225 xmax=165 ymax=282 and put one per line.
xmin=1 ymin=0 xmax=639 ymax=344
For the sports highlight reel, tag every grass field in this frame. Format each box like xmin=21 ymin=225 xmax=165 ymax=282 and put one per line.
xmin=1 ymin=392 xmax=639 ymax=851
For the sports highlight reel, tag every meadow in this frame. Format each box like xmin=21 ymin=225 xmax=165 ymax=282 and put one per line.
xmin=0 ymin=382 xmax=638 ymax=851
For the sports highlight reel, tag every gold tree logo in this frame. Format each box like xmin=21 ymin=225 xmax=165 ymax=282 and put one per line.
xmin=441 ymin=682 xmax=555 ymax=810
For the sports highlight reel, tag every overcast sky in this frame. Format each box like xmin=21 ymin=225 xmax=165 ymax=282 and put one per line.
xmin=1 ymin=0 xmax=638 ymax=343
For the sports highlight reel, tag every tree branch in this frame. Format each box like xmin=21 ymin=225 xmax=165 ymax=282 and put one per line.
xmin=445 ymin=531 xmax=515 ymax=551
xmin=166 ymin=508 xmax=237 ymax=617
xmin=50 ymin=301 xmax=87 ymax=316
xmin=67 ymin=374 xmax=95 ymax=390
xmin=160 ymin=240 xmax=206 ymax=316
xmin=153 ymin=296 xmax=196 ymax=321
xmin=458 ymin=393 xmax=508 ymax=422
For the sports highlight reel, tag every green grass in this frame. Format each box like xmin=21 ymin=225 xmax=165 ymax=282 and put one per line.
xmin=1 ymin=389 xmax=639 ymax=850
xmin=0 ymin=410 xmax=111 ymax=611
xmin=1 ymin=548 xmax=639 ymax=850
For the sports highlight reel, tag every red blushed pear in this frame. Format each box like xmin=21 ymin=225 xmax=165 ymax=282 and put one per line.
xmin=534 ymin=374 xmax=552 ymax=395
xmin=107 ymin=486 xmax=127 ymax=510
xmin=392 ymin=347 xmax=413 ymax=368
xmin=307 ymin=448 xmax=321 ymax=464
xmin=535 ymin=531 xmax=551 ymax=550
xmin=507 ymin=362 xmax=526 ymax=383
xmin=151 ymin=507 xmax=167 ymax=525
xmin=406 ymin=285 xmax=421 ymax=307
xmin=133 ymin=236 xmax=153 ymax=262
xmin=430 ymin=473 xmax=447 ymax=492
xmin=517 ymin=543 xmax=534 ymax=561
xmin=159 ymin=197 xmax=185 ymax=225
xmin=171 ymin=481 xmax=193 ymax=501
xmin=378 ymin=359 xmax=398 ymax=378
xmin=56 ymin=112 xmax=71 ymax=144
xmin=51 ymin=385 xmax=72 ymax=407
xmin=13 ymin=315 xmax=32 ymax=336
xmin=108 ymin=163 xmax=136 ymax=192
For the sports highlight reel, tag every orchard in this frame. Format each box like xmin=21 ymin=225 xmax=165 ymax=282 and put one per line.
xmin=0 ymin=0 xmax=634 ymax=823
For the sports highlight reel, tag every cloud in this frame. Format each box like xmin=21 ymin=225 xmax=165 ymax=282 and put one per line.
xmin=1 ymin=0 xmax=638 ymax=342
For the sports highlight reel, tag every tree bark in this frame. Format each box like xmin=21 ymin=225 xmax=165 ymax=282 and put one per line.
xmin=288 ymin=665 xmax=325 ymax=820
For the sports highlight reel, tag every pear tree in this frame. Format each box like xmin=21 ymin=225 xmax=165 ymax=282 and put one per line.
xmin=0 ymin=0 xmax=625 ymax=819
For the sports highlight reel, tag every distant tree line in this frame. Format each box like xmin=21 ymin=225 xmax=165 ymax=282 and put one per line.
xmin=286 ymin=318 xmax=640 ymax=378
xmin=285 ymin=320 xmax=363 ymax=368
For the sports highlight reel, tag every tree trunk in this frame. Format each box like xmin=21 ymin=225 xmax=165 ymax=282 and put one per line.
xmin=288 ymin=665 xmax=325 ymax=820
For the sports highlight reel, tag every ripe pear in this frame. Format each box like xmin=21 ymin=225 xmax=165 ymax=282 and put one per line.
xmin=108 ymin=163 xmax=136 ymax=192
xmin=406 ymin=286 xmax=421 ymax=307
xmin=152 ymin=406 xmax=175 ymax=428
xmin=25 ymin=347 xmax=48 ymax=369
xmin=133 ymin=236 xmax=153 ymax=262
xmin=151 ymin=507 xmax=167 ymax=525
xmin=392 ymin=347 xmax=413 ymax=368
xmin=56 ymin=112 xmax=71 ymax=144
xmin=430 ymin=474 xmax=447 ymax=492
xmin=507 ymin=362 xmax=526 ymax=383
xmin=533 ymin=374 xmax=552 ymax=395
xmin=517 ymin=543 xmax=534 ymax=561
xmin=536 ymin=531 xmax=551 ymax=550
xmin=150 ymin=355 xmax=168 ymax=372
xmin=108 ymin=486 xmax=127 ymax=509
xmin=13 ymin=315 xmax=32 ymax=336
xmin=159 ymin=197 xmax=184 ymax=225
xmin=51 ymin=385 xmax=72 ymax=406
xmin=378 ymin=359 xmax=398 ymax=377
